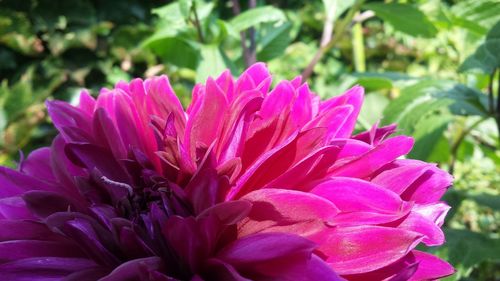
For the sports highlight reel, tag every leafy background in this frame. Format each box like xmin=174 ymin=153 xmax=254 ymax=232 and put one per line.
xmin=0 ymin=0 xmax=499 ymax=279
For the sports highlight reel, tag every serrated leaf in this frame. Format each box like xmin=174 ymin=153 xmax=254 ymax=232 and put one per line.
xmin=229 ymin=6 xmax=286 ymax=33
xmin=383 ymin=80 xmax=488 ymax=136
xmin=459 ymin=20 xmax=500 ymax=74
xmin=363 ymin=3 xmax=438 ymax=38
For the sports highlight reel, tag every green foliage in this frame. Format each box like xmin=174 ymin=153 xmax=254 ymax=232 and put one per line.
xmin=1 ymin=0 xmax=500 ymax=279
xmin=363 ymin=3 xmax=438 ymax=37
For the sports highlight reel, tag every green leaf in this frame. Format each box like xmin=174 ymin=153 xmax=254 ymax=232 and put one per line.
xmin=179 ymin=0 xmax=193 ymax=19
xmin=442 ymin=228 xmax=500 ymax=268
xmin=143 ymin=36 xmax=199 ymax=69
xmin=358 ymin=93 xmax=389 ymax=129
xmin=363 ymin=3 xmax=438 ymax=38
xmin=196 ymin=45 xmax=227 ymax=83
xmin=451 ymin=0 xmax=500 ymax=32
xmin=257 ymin=22 xmax=292 ymax=61
xmin=409 ymin=112 xmax=453 ymax=161
xmin=383 ymin=80 xmax=488 ymax=136
xmin=229 ymin=6 xmax=286 ymax=33
xmin=459 ymin=20 xmax=500 ymax=74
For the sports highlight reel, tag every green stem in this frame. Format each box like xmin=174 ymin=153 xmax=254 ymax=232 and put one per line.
xmin=449 ymin=117 xmax=487 ymax=174
xmin=352 ymin=12 xmax=366 ymax=73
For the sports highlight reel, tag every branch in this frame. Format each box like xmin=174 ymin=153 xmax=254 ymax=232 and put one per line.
xmin=449 ymin=117 xmax=487 ymax=174
xmin=191 ymin=2 xmax=205 ymax=43
xmin=231 ymin=0 xmax=254 ymax=67
xmin=247 ymin=0 xmax=257 ymax=66
xmin=302 ymin=0 xmax=364 ymax=80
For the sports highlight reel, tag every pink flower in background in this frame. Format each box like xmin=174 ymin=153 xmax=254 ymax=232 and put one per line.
xmin=0 ymin=63 xmax=454 ymax=280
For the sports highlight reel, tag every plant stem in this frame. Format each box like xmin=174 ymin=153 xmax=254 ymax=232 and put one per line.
xmin=191 ymin=1 xmax=205 ymax=43
xmin=496 ymin=69 xmax=500 ymax=146
xmin=352 ymin=12 xmax=366 ymax=73
xmin=488 ymin=70 xmax=495 ymax=114
xmin=231 ymin=0 xmax=256 ymax=67
xmin=247 ymin=0 xmax=257 ymax=65
xmin=302 ymin=0 xmax=364 ymax=80
xmin=449 ymin=117 xmax=487 ymax=174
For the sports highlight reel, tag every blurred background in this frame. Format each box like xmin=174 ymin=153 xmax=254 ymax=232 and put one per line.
xmin=0 ymin=0 xmax=499 ymax=279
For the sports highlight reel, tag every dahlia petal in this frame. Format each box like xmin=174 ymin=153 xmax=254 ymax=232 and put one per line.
xmin=260 ymin=80 xmax=295 ymax=120
xmin=313 ymin=226 xmax=423 ymax=275
xmin=0 ymin=240 xmax=84 ymax=262
xmin=304 ymin=105 xmax=354 ymax=140
xmin=319 ymin=86 xmax=364 ymax=138
xmin=46 ymin=100 xmax=92 ymax=137
xmin=344 ymin=253 xmax=418 ymax=281
xmin=0 ymin=166 xmax=59 ymax=197
xmin=78 ymin=88 xmax=95 ymax=109
xmin=243 ymin=63 xmax=271 ymax=92
xmin=0 ymin=257 xmax=97 ymax=281
xmin=352 ymin=123 xmax=397 ymax=146
xmin=264 ymin=145 xmax=340 ymax=191
xmin=311 ymin=177 xmax=405 ymax=214
xmin=290 ymin=83 xmax=314 ymax=127
xmin=232 ymin=128 xmax=327 ymax=199
xmin=413 ymin=202 xmax=450 ymax=227
xmin=62 ymin=268 xmax=109 ymax=281
xmin=400 ymin=166 xmax=453 ymax=203
xmin=20 ymin=148 xmax=56 ymax=183
xmin=99 ymin=257 xmax=164 ymax=281
xmin=216 ymin=93 xmax=262 ymax=163
xmin=203 ymin=258 xmax=252 ymax=281
xmin=0 ymin=196 xmax=34 ymax=220
xmin=371 ymin=161 xmax=433 ymax=194
xmin=197 ymin=200 xmax=252 ymax=226
xmin=217 ymin=232 xmax=316 ymax=266
xmin=185 ymin=77 xmax=228 ymax=158
xmin=142 ymin=75 xmax=185 ymax=131
xmin=50 ymin=136 xmax=84 ymax=190
xmin=408 ymin=250 xmax=454 ymax=280
xmin=393 ymin=211 xmax=445 ymax=246
xmin=61 ymin=218 xmax=121 ymax=267
xmin=330 ymin=136 xmax=414 ymax=178
xmin=269 ymin=255 xmax=345 ymax=281
xmin=92 ymin=108 xmax=127 ymax=160
xmin=22 ymin=190 xmax=76 ymax=218
xmin=330 ymin=139 xmax=372 ymax=159
xmin=185 ymin=151 xmax=226 ymax=214
xmin=240 ymin=189 xmax=338 ymax=236
xmin=65 ymin=143 xmax=130 ymax=183
xmin=0 ymin=220 xmax=58 ymax=241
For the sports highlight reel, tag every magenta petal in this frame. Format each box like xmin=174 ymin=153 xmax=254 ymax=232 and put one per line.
xmin=0 ymin=240 xmax=84 ymax=262
xmin=99 ymin=257 xmax=164 ymax=281
xmin=330 ymin=136 xmax=414 ymax=178
xmin=20 ymin=148 xmax=56 ymax=183
xmin=270 ymin=255 xmax=345 ymax=281
xmin=217 ymin=232 xmax=316 ymax=266
xmin=0 ymin=196 xmax=34 ymax=220
xmin=311 ymin=177 xmax=404 ymax=214
xmin=409 ymin=250 xmax=454 ymax=280
xmin=0 ymin=257 xmax=98 ymax=281
xmin=312 ymin=226 xmax=423 ymax=275
xmin=240 ymin=189 xmax=338 ymax=236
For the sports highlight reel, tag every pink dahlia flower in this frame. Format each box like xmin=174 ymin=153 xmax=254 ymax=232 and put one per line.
xmin=0 ymin=63 xmax=453 ymax=280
